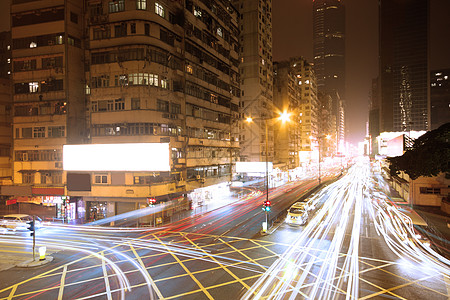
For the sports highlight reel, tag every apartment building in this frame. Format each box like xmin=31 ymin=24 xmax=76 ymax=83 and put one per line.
xmin=273 ymin=61 xmax=301 ymax=170
xmin=232 ymin=0 xmax=274 ymax=163
xmin=7 ymin=0 xmax=240 ymax=222
xmin=9 ymin=0 xmax=85 ymax=218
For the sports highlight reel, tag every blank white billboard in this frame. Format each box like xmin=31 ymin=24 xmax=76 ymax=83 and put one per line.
xmin=236 ymin=161 xmax=273 ymax=173
xmin=63 ymin=143 xmax=170 ymax=171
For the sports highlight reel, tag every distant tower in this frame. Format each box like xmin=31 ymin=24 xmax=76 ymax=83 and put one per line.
xmin=379 ymin=0 xmax=430 ymax=132
xmin=313 ymin=0 xmax=345 ymax=152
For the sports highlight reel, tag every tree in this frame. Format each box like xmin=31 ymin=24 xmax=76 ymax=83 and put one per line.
xmin=388 ymin=123 xmax=450 ymax=180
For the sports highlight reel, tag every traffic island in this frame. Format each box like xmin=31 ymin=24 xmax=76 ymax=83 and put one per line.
xmin=16 ymin=256 xmax=53 ymax=268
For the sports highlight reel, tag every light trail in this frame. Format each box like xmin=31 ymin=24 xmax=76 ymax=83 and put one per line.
xmin=241 ymin=157 xmax=449 ymax=299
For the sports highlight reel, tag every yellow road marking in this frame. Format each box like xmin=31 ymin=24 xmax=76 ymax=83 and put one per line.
xmin=57 ymin=265 xmax=67 ymax=300
xmin=182 ymin=233 xmax=253 ymax=292
xmin=7 ymin=285 xmax=16 ymax=300
xmin=0 ymin=231 xmax=157 ymax=295
xmin=128 ymin=242 xmax=164 ymax=299
xmin=153 ymin=234 xmax=214 ymax=300
xmin=101 ymin=252 xmax=112 ymax=300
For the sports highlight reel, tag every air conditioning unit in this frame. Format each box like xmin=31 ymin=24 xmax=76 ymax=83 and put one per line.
xmin=196 ymin=175 xmax=201 ymax=180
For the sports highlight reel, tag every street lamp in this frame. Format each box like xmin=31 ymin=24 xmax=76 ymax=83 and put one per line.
xmin=246 ymin=111 xmax=291 ymax=231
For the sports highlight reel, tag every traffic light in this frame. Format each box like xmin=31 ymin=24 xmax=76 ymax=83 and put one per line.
xmin=262 ymin=200 xmax=271 ymax=212
xmin=27 ymin=220 xmax=35 ymax=237
xmin=147 ymin=198 xmax=156 ymax=207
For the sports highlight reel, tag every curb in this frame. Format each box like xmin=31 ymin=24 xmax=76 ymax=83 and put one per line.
xmin=16 ymin=256 xmax=54 ymax=268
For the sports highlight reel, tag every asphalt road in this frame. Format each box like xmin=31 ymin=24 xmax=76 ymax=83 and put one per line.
xmin=0 ymin=160 xmax=448 ymax=299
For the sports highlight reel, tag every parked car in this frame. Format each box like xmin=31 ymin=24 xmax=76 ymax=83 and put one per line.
xmin=286 ymin=202 xmax=309 ymax=226
xmin=0 ymin=214 xmax=42 ymax=232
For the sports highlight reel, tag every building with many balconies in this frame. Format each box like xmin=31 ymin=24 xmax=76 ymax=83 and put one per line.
xmin=6 ymin=0 xmax=240 ymax=223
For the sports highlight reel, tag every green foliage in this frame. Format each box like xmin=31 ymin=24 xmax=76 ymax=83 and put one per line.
xmin=388 ymin=123 xmax=450 ymax=180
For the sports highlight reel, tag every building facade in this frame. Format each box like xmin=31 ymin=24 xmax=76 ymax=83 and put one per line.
xmin=232 ymin=0 xmax=274 ymax=163
xmin=8 ymin=0 xmax=240 ymax=223
xmin=430 ymin=69 xmax=450 ymax=130
xmin=273 ymin=60 xmax=301 ymax=169
xmin=379 ymin=0 xmax=430 ymax=133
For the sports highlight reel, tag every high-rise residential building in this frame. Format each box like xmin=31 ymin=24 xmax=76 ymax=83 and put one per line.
xmin=379 ymin=0 xmax=430 ymax=133
xmin=292 ymin=58 xmax=319 ymax=158
xmin=232 ymin=0 xmax=274 ymax=163
xmin=273 ymin=61 xmax=301 ymax=169
xmin=0 ymin=31 xmax=12 ymax=184
xmin=10 ymin=0 xmax=85 ymax=218
xmin=312 ymin=0 xmax=345 ymax=153
xmin=430 ymin=69 xmax=450 ymax=130
xmin=7 ymin=0 xmax=240 ymax=222
xmin=0 ymin=31 xmax=12 ymax=79
xmin=0 ymin=78 xmax=12 ymax=184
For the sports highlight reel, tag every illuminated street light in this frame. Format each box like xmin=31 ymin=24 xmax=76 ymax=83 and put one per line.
xmin=246 ymin=111 xmax=291 ymax=232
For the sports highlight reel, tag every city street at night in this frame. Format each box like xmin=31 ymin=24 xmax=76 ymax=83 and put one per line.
xmin=0 ymin=0 xmax=449 ymax=299
xmin=0 ymin=159 xmax=449 ymax=299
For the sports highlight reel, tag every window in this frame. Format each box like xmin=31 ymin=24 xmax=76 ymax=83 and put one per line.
xmin=130 ymin=23 xmax=136 ymax=34
xmin=116 ymin=74 xmax=128 ymax=86
xmin=217 ymin=27 xmax=223 ymax=37
xmin=149 ymin=74 xmax=158 ymax=86
xmin=161 ymin=78 xmax=168 ymax=89
xmin=145 ymin=23 xmax=150 ymax=36
xmin=23 ymin=172 xmax=34 ymax=184
xmin=157 ymin=100 xmax=169 ymax=112
xmin=93 ymin=26 xmax=111 ymax=40
xmin=115 ymin=23 xmax=127 ymax=37
xmin=29 ymin=82 xmax=39 ymax=93
xmin=94 ymin=174 xmax=108 ymax=184
xmin=70 ymin=12 xmax=78 ymax=24
xmin=33 ymin=127 xmax=45 ymax=138
xmin=22 ymin=128 xmax=32 ymax=138
xmin=109 ymin=0 xmax=125 ymax=13
xmin=131 ymin=98 xmax=140 ymax=110
xmin=51 ymin=172 xmax=62 ymax=184
xmin=171 ymin=103 xmax=181 ymax=114
xmin=155 ymin=2 xmax=165 ymax=17
xmin=48 ymin=126 xmax=65 ymax=138
xmin=419 ymin=187 xmax=441 ymax=194
xmin=114 ymin=98 xmax=125 ymax=110
xmin=136 ymin=0 xmax=146 ymax=10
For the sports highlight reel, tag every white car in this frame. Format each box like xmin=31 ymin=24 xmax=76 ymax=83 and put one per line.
xmin=0 ymin=214 xmax=41 ymax=232
xmin=286 ymin=202 xmax=309 ymax=225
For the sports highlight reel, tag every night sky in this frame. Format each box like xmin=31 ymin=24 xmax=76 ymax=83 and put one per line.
xmin=1 ymin=0 xmax=449 ymax=145
xmin=273 ymin=0 xmax=450 ymax=145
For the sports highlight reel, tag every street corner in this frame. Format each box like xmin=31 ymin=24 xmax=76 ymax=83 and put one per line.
xmin=16 ymin=255 xmax=54 ymax=268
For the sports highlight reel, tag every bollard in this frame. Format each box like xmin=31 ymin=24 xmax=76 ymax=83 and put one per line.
xmin=39 ymin=246 xmax=46 ymax=261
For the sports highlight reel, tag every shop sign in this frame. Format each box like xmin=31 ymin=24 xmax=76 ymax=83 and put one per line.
xmin=17 ymin=196 xmax=42 ymax=205
xmin=6 ymin=199 xmax=17 ymax=205
xmin=43 ymin=196 xmax=65 ymax=206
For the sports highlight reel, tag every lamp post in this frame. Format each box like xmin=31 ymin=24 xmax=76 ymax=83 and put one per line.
xmin=311 ymin=134 xmax=331 ymax=185
xmin=246 ymin=111 xmax=290 ymax=231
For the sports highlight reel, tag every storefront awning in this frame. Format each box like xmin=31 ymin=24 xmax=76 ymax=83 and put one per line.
xmin=32 ymin=187 xmax=65 ymax=196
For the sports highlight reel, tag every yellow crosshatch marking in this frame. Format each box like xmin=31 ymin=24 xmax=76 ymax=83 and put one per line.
xmin=0 ymin=230 xmax=448 ymax=300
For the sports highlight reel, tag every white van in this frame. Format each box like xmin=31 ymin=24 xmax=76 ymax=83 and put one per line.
xmin=286 ymin=202 xmax=309 ymax=225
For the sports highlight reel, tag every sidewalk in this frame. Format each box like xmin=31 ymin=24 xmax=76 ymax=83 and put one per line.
xmin=383 ymin=176 xmax=450 ymax=258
